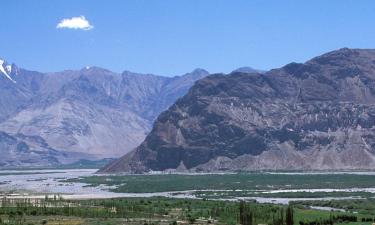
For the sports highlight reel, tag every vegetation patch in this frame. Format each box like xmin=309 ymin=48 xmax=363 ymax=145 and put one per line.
xmin=67 ymin=173 xmax=375 ymax=193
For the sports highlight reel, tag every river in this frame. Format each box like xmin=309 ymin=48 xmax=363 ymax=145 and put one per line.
xmin=0 ymin=169 xmax=371 ymax=206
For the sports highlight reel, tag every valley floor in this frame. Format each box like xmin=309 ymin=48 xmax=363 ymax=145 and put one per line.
xmin=0 ymin=169 xmax=375 ymax=224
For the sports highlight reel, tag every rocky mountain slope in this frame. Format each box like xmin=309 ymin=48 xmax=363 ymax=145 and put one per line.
xmin=0 ymin=60 xmax=208 ymax=167
xmin=100 ymin=48 xmax=375 ymax=173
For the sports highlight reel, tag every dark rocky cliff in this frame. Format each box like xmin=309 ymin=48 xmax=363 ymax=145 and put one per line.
xmin=100 ymin=48 xmax=375 ymax=173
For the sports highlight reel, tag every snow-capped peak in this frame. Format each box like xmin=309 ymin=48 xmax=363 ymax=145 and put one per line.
xmin=5 ymin=65 xmax=12 ymax=74
xmin=0 ymin=59 xmax=16 ymax=83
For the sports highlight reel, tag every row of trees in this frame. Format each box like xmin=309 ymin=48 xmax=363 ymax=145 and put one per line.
xmin=239 ymin=201 xmax=294 ymax=225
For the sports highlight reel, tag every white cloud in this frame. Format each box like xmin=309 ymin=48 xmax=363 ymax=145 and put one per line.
xmin=56 ymin=16 xmax=94 ymax=30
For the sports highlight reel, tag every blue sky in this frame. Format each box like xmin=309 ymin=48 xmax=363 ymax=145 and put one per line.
xmin=1 ymin=0 xmax=375 ymax=76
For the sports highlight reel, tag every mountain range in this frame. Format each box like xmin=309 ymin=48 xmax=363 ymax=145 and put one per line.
xmin=0 ymin=59 xmax=209 ymax=167
xmin=100 ymin=48 xmax=375 ymax=173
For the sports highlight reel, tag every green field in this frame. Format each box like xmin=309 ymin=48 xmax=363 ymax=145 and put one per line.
xmin=292 ymin=199 xmax=375 ymax=216
xmin=67 ymin=173 xmax=375 ymax=193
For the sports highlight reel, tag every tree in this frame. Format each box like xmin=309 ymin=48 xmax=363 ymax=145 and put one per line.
xmin=239 ymin=201 xmax=253 ymax=225
xmin=286 ymin=206 xmax=294 ymax=225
